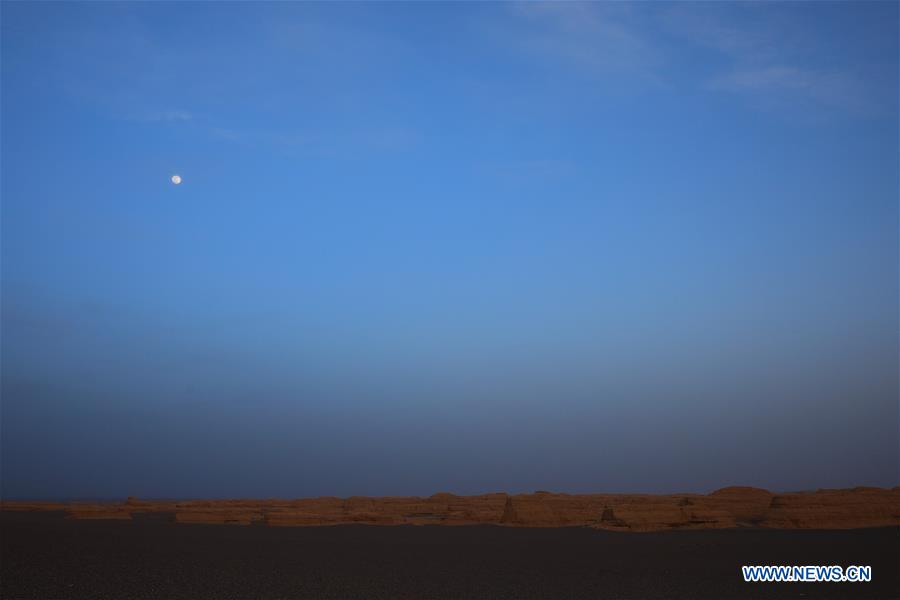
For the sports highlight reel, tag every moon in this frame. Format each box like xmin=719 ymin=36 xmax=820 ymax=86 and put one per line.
xmin=171 ymin=174 xmax=182 ymax=185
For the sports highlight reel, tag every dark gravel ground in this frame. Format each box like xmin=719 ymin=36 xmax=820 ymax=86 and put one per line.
xmin=2 ymin=511 xmax=897 ymax=599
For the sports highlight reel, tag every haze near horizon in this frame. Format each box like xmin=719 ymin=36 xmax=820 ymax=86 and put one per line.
xmin=1 ymin=1 xmax=897 ymax=500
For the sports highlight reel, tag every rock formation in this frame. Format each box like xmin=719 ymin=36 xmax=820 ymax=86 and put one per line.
xmin=2 ymin=487 xmax=898 ymax=531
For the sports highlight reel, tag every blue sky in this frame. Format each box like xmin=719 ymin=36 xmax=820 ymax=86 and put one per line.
xmin=2 ymin=2 xmax=897 ymax=499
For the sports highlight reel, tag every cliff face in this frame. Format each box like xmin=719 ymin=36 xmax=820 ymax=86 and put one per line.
xmin=3 ymin=487 xmax=898 ymax=531
xmin=760 ymin=487 xmax=900 ymax=529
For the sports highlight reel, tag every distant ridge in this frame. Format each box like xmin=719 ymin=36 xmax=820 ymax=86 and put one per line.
xmin=3 ymin=487 xmax=899 ymax=531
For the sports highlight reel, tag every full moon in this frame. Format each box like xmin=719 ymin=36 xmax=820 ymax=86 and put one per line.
xmin=171 ymin=174 xmax=182 ymax=185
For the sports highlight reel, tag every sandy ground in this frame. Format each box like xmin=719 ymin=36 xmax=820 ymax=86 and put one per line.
xmin=2 ymin=511 xmax=897 ymax=599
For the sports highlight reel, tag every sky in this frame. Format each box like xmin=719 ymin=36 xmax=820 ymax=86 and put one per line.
xmin=1 ymin=1 xmax=897 ymax=500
